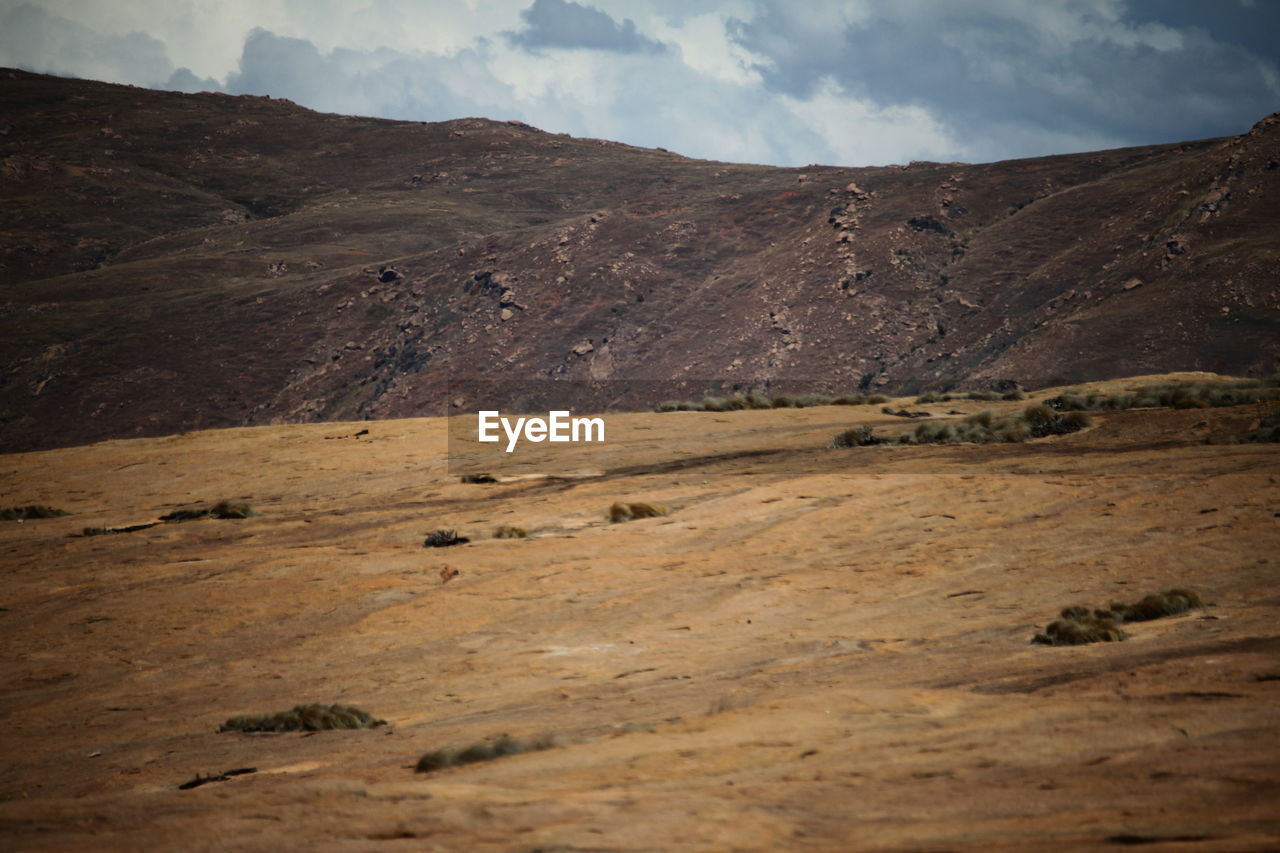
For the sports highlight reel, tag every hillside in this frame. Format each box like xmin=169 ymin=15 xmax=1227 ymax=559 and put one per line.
xmin=1 ymin=68 xmax=1278 ymax=452
xmin=0 ymin=378 xmax=1277 ymax=850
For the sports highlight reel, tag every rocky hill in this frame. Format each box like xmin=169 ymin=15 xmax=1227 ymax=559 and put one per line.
xmin=2 ymin=68 xmax=1277 ymax=451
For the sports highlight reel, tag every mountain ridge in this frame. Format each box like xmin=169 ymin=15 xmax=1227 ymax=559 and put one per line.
xmin=2 ymin=68 xmax=1277 ymax=452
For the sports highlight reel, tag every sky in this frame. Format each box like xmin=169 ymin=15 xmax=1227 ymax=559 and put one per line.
xmin=1 ymin=0 xmax=1277 ymax=167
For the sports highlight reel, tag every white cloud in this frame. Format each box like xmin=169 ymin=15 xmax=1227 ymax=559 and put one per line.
xmin=1 ymin=0 xmax=1276 ymax=167
xmin=780 ymin=77 xmax=958 ymax=165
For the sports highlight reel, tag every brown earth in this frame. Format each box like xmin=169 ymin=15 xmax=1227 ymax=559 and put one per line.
xmin=2 ymin=69 xmax=1279 ymax=453
xmin=1 ymin=376 xmax=1278 ymax=851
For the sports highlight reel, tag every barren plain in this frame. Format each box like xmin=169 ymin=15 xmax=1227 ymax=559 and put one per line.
xmin=1 ymin=375 xmax=1278 ymax=851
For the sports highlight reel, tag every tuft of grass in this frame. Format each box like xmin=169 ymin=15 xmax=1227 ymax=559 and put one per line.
xmin=829 ymin=426 xmax=881 ymax=448
xmin=79 ymin=522 xmax=158 ymax=537
xmin=494 ymin=525 xmax=528 ymax=539
xmin=838 ymin=404 xmax=1093 ymax=448
xmin=415 ymin=734 xmax=558 ymax=773
xmin=1106 ymin=588 xmax=1205 ymax=623
xmin=609 ymin=502 xmax=670 ymax=522
xmin=219 ymin=704 xmax=386 ymax=733
xmin=1032 ymin=615 xmax=1127 ymax=646
xmin=0 ymin=505 xmax=70 ymax=521
xmin=460 ymin=473 xmax=498 ymax=484
xmin=654 ymin=399 xmax=701 ymax=412
xmin=655 ymin=390 xmax=879 ymax=414
xmin=1045 ymin=379 xmax=1280 ymax=413
xmin=160 ymin=501 xmax=253 ymax=522
xmin=1032 ymin=587 xmax=1204 ymax=645
xmin=423 ymin=529 xmax=469 ymax=547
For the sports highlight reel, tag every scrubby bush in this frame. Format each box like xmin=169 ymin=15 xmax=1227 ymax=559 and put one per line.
xmin=1032 ymin=614 xmax=1127 ymax=646
xmin=1045 ymin=379 xmax=1279 ymax=413
xmin=423 ymin=529 xmax=469 ymax=547
xmin=79 ymin=522 xmax=157 ymax=537
xmin=609 ymin=502 xmax=669 ymax=522
xmin=830 ymin=426 xmax=881 ymax=448
xmin=416 ymin=734 xmax=557 ymax=773
xmin=494 ymin=525 xmax=528 ymax=539
xmin=1032 ymin=587 xmax=1204 ymax=645
xmin=460 ymin=473 xmax=498 ymax=484
xmin=219 ymin=704 xmax=386 ymax=733
xmin=160 ymin=501 xmax=253 ymax=521
xmin=0 ymin=505 xmax=70 ymax=521
xmin=834 ymin=404 xmax=1092 ymax=449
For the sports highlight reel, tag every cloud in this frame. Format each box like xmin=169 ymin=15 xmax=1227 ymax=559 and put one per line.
xmin=2 ymin=1 xmax=1277 ymax=168
xmin=507 ymin=0 xmax=667 ymax=53
xmin=0 ymin=3 xmax=174 ymax=87
xmin=223 ymin=29 xmax=519 ymax=123
xmin=725 ymin=0 xmax=1280 ymax=160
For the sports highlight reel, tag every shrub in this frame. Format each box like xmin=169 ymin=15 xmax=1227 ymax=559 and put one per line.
xmin=866 ymin=394 xmax=889 ymax=404
xmin=494 ymin=525 xmax=528 ymax=539
xmin=416 ymin=734 xmax=557 ymax=773
xmin=0 ymin=505 xmax=70 ymax=521
xmin=160 ymin=501 xmax=253 ymax=522
xmin=1031 ymin=615 xmax=1127 ymax=646
xmin=832 ymin=394 xmax=867 ymax=406
xmin=1032 ymin=587 xmax=1204 ymax=645
xmin=79 ymin=522 xmax=158 ymax=537
xmin=424 ymin=529 xmax=470 ymax=547
xmin=1045 ymin=379 xmax=1280 ymax=413
xmin=1106 ymin=588 xmax=1204 ymax=623
xmin=870 ymin=405 xmax=1095 ymax=447
xmin=609 ymin=502 xmax=670 ymax=522
xmin=1001 ymin=389 xmax=1026 ymax=401
xmin=460 ymin=473 xmax=498 ymax=484
xmin=830 ymin=426 xmax=880 ymax=448
xmin=219 ymin=704 xmax=386 ymax=733
xmin=702 ymin=396 xmax=730 ymax=412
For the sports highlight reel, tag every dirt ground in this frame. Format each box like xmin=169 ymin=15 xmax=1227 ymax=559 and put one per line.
xmin=1 ymin=375 xmax=1278 ymax=852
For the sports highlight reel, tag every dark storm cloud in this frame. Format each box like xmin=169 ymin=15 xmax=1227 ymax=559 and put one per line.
xmin=726 ymin=3 xmax=1280 ymax=157
xmin=507 ymin=0 xmax=667 ymax=53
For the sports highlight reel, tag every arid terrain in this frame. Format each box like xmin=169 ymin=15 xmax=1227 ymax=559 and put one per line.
xmin=1 ymin=375 xmax=1278 ymax=851
xmin=2 ymin=68 xmax=1279 ymax=453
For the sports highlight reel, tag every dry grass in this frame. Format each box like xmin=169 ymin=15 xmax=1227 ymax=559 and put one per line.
xmin=219 ymin=704 xmax=386 ymax=733
xmin=0 ymin=505 xmax=70 ymax=520
xmin=609 ymin=502 xmax=670 ymax=522
xmin=415 ymin=734 xmax=558 ymax=773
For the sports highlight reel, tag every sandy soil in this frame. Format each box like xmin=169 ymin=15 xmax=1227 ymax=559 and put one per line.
xmin=1 ymin=377 xmax=1278 ymax=851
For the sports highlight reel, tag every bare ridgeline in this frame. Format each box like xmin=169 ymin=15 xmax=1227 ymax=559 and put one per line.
xmin=2 ymin=69 xmax=1279 ymax=452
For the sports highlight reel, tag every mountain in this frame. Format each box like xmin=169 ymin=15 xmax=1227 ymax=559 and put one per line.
xmin=2 ymin=68 xmax=1277 ymax=452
